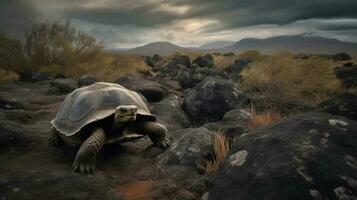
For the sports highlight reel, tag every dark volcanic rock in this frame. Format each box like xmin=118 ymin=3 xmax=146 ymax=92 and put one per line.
xmin=48 ymin=78 xmax=77 ymax=94
xmin=318 ymin=93 xmax=357 ymax=121
xmin=178 ymin=66 xmax=228 ymax=89
xmin=192 ymin=54 xmax=214 ymax=68
xmin=331 ymin=52 xmax=352 ymax=61
xmin=150 ymin=94 xmax=191 ymax=131
xmin=19 ymin=71 xmax=50 ymax=82
xmin=184 ymin=77 xmax=248 ymax=124
xmin=159 ymin=127 xmax=214 ymax=167
xmin=203 ymin=108 xmax=251 ymax=140
xmin=78 ymin=75 xmax=97 ymax=87
xmin=224 ymin=58 xmax=252 ymax=80
xmin=115 ymin=75 xmax=169 ymax=102
xmin=335 ymin=64 xmax=357 ymax=88
xmin=208 ymin=113 xmax=357 ymax=200
xmin=156 ymin=55 xmax=191 ymax=79
xmin=167 ymin=55 xmax=191 ymax=68
xmin=145 ymin=54 xmax=165 ymax=71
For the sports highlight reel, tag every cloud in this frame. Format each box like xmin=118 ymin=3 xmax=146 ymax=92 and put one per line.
xmin=1 ymin=0 xmax=357 ymax=46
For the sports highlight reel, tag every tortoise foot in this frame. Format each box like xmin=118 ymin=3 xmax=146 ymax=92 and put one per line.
xmin=49 ymin=132 xmax=63 ymax=147
xmin=155 ymin=137 xmax=171 ymax=149
xmin=73 ymin=162 xmax=96 ymax=174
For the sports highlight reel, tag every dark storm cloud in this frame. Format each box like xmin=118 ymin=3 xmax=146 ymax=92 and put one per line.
xmin=1 ymin=0 xmax=357 ymax=45
xmin=180 ymin=0 xmax=357 ymax=31
xmin=0 ymin=0 xmax=38 ymax=36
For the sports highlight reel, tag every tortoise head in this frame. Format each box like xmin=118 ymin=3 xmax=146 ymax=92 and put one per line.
xmin=115 ymin=105 xmax=138 ymax=122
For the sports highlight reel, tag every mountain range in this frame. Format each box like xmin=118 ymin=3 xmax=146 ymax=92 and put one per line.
xmin=119 ymin=35 xmax=357 ymax=56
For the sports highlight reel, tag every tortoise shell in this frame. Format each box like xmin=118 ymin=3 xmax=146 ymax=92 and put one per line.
xmin=51 ymin=82 xmax=156 ymax=136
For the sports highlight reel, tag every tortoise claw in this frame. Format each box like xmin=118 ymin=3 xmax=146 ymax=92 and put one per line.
xmin=73 ymin=163 xmax=96 ymax=174
xmin=155 ymin=138 xmax=171 ymax=149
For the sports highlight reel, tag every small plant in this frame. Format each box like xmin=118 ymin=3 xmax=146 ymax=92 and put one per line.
xmin=248 ymin=106 xmax=282 ymax=129
xmin=199 ymin=133 xmax=230 ymax=174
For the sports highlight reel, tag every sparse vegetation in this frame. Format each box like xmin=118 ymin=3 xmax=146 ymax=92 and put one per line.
xmin=24 ymin=19 xmax=103 ymax=70
xmin=199 ymin=133 xmax=230 ymax=174
xmin=248 ymin=106 xmax=282 ymax=129
xmin=241 ymin=53 xmax=342 ymax=111
xmin=0 ymin=33 xmax=26 ymax=83
xmin=214 ymin=50 xmax=264 ymax=68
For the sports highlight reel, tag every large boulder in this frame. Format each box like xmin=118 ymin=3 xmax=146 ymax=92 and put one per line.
xmin=318 ymin=93 xmax=357 ymax=121
xmin=48 ymin=78 xmax=77 ymax=94
xmin=192 ymin=54 xmax=214 ymax=68
xmin=183 ymin=77 xmax=248 ymax=124
xmin=150 ymin=94 xmax=191 ymax=131
xmin=335 ymin=64 xmax=357 ymax=88
xmin=159 ymin=127 xmax=214 ymax=167
xmin=115 ymin=75 xmax=169 ymax=102
xmin=208 ymin=113 xmax=357 ymax=200
xmin=78 ymin=75 xmax=97 ymax=87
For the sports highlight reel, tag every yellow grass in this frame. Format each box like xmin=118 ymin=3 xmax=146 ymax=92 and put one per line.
xmin=248 ymin=107 xmax=282 ymax=129
xmin=0 ymin=69 xmax=19 ymax=84
xmin=44 ymin=53 xmax=150 ymax=81
xmin=241 ymin=53 xmax=342 ymax=109
xmin=199 ymin=133 xmax=231 ymax=174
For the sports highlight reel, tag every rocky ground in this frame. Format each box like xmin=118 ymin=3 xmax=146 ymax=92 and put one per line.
xmin=1 ymin=54 xmax=356 ymax=200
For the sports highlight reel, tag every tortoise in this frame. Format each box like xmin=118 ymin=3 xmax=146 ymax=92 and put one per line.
xmin=50 ymin=82 xmax=171 ymax=174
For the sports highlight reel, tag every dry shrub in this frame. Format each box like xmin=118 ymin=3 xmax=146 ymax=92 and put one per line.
xmin=248 ymin=107 xmax=282 ymax=129
xmin=241 ymin=53 xmax=341 ymax=110
xmin=24 ymin=19 xmax=102 ymax=75
xmin=199 ymin=133 xmax=230 ymax=174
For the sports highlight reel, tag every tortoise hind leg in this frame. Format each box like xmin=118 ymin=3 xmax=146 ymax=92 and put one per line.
xmin=73 ymin=127 xmax=106 ymax=174
xmin=49 ymin=127 xmax=63 ymax=147
xmin=132 ymin=121 xmax=171 ymax=149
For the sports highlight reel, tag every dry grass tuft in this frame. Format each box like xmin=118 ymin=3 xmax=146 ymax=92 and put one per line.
xmin=248 ymin=107 xmax=282 ymax=129
xmin=199 ymin=133 xmax=231 ymax=174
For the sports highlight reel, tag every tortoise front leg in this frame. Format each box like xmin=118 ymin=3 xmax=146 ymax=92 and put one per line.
xmin=49 ymin=127 xmax=63 ymax=147
xmin=73 ymin=127 xmax=106 ymax=174
xmin=132 ymin=121 xmax=171 ymax=149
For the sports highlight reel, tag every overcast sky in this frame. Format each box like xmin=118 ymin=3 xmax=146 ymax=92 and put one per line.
xmin=1 ymin=0 xmax=357 ymax=48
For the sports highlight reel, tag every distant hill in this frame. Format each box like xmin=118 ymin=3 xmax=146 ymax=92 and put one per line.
xmin=221 ymin=35 xmax=357 ymax=56
xmin=120 ymin=36 xmax=357 ymax=56
xmin=127 ymin=41 xmax=193 ymax=56
xmin=199 ymin=41 xmax=236 ymax=49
